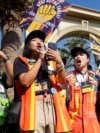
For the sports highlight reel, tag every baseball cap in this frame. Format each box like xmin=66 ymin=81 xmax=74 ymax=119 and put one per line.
xmin=71 ymin=47 xmax=89 ymax=57
xmin=25 ymin=30 xmax=46 ymax=44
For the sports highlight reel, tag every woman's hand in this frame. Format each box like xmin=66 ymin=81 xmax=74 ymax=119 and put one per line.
xmin=46 ymin=48 xmax=62 ymax=64
xmin=38 ymin=48 xmax=47 ymax=61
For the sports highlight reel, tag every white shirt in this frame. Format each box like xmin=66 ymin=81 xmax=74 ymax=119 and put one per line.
xmin=76 ymin=72 xmax=88 ymax=84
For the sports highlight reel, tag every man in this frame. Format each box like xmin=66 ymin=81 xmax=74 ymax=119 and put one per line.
xmin=14 ymin=30 xmax=72 ymax=133
xmin=66 ymin=47 xmax=100 ymax=133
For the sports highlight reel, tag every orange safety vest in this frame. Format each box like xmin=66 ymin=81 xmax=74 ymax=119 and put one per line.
xmin=15 ymin=56 xmax=35 ymax=131
xmin=15 ymin=56 xmax=72 ymax=132
xmin=66 ymin=71 xmax=100 ymax=133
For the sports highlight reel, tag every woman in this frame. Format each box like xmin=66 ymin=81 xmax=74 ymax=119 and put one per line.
xmin=66 ymin=47 xmax=100 ymax=133
xmin=14 ymin=30 xmax=71 ymax=133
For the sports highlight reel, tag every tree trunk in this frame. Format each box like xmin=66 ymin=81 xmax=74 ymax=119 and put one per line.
xmin=0 ymin=26 xmax=22 ymax=71
xmin=0 ymin=26 xmax=23 ymax=102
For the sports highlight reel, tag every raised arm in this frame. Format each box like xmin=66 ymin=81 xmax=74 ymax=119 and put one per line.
xmin=0 ymin=50 xmax=13 ymax=86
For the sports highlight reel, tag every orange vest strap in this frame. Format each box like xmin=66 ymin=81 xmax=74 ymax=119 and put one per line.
xmin=48 ymin=60 xmax=72 ymax=132
xmin=16 ymin=56 xmax=35 ymax=131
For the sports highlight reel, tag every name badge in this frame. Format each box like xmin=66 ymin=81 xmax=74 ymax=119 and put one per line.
xmin=81 ymin=84 xmax=92 ymax=93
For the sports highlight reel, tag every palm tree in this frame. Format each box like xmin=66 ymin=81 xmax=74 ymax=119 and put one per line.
xmin=0 ymin=0 xmax=33 ymax=70
xmin=0 ymin=0 xmax=33 ymax=35
xmin=0 ymin=0 xmax=33 ymax=60
xmin=0 ymin=0 xmax=34 ymax=103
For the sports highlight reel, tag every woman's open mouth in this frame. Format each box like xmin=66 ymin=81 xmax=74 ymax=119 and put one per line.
xmin=77 ymin=60 xmax=81 ymax=65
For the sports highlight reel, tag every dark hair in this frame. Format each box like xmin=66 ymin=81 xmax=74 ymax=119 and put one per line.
xmin=22 ymin=41 xmax=32 ymax=58
xmin=88 ymin=65 xmax=92 ymax=70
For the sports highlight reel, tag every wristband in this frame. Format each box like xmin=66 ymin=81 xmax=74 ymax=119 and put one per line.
xmin=56 ymin=62 xmax=64 ymax=69
xmin=57 ymin=62 xmax=64 ymax=72
xmin=57 ymin=66 xmax=64 ymax=72
xmin=3 ymin=57 xmax=9 ymax=62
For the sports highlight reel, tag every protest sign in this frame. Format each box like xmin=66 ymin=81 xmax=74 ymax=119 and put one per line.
xmin=20 ymin=0 xmax=70 ymax=41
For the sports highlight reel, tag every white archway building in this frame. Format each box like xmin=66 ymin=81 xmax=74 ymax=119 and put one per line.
xmin=49 ymin=5 xmax=100 ymax=42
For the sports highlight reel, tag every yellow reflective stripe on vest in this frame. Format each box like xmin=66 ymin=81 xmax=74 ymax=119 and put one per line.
xmin=28 ymin=64 xmax=35 ymax=130
xmin=93 ymin=121 xmax=98 ymax=133
xmin=71 ymin=92 xmax=79 ymax=124
xmin=19 ymin=57 xmax=35 ymax=131
xmin=90 ymin=88 xmax=94 ymax=109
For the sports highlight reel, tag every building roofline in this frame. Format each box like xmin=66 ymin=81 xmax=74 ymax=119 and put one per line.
xmin=66 ymin=4 xmax=100 ymax=21
xmin=70 ymin=4 xmax=100 ymax=12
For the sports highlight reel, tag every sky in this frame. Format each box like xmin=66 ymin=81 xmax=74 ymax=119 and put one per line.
xmin=68 ymin=0 xmax=100 ymax=11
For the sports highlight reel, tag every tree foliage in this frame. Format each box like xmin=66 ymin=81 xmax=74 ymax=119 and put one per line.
xmin=0 ymin=1 xmax=34 ymax=65
xmin=0 ymin=0 xmax=33 ymax=28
